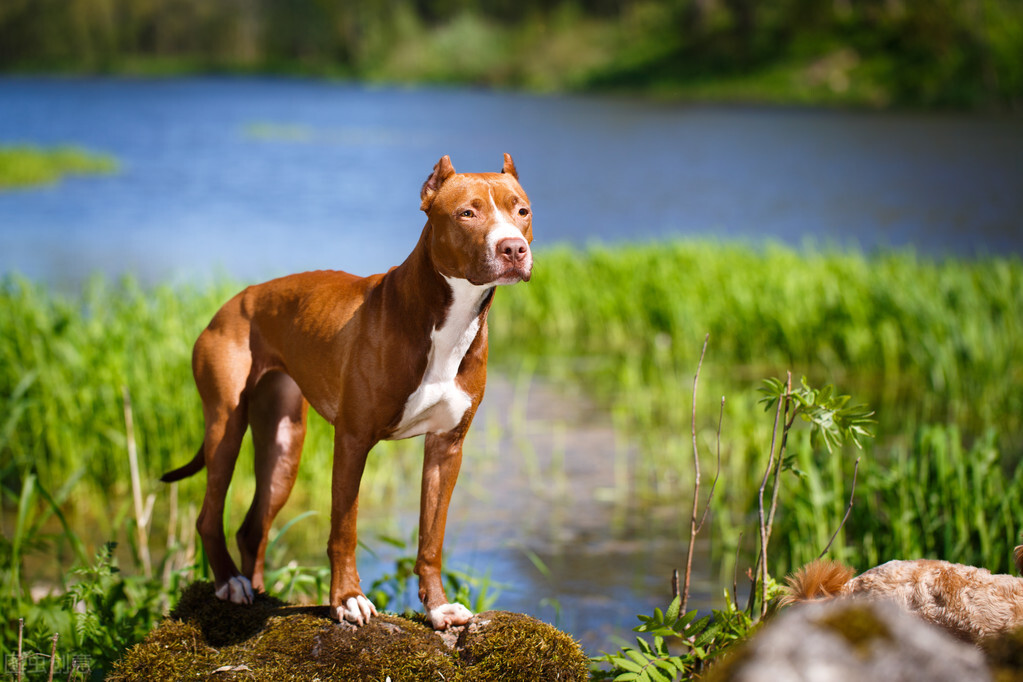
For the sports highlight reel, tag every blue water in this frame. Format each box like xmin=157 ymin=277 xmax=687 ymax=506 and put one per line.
xmin=2 ymin=76 xmax=1022 ymax=653
xmin=2 ymin=77 xmax=1022 ymax=290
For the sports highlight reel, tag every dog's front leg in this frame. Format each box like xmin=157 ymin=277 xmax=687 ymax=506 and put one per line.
xmin=327 ymin=432 xmax=378 ymax=625
xmin=416 ymin=431 xmax=474 ymax=630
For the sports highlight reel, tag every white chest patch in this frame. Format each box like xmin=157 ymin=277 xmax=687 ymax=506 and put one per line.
xmin=390 ymin=277 xmax=490 ymax=440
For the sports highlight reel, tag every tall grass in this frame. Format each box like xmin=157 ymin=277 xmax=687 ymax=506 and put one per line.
xmin=486 ymin=240 xmax=1023 ymax=573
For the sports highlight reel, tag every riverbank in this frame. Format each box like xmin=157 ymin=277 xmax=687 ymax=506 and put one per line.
xmin=1 ymin=2 xmax=1020 ymax=111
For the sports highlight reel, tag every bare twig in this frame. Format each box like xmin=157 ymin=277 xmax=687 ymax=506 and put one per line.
xmin=765 ymin=373 xmax=795 ymax=548
xmin=17 ymin=617 xmax=23 ymax=682
xmin=47 ymin=632 xmax=58 ymax=682
xmin=123 ymin=386 xmax=152 ymax=578
xmin=756 ymin=373 xmax=787 ymax=618
xmin=672 ymin=569 xmax=680 ymax=601
xmin=696 ymin=396 xmax=725 ymax=534
xmin=818 ymin=457 xmax=861 ymax=559
xmin=681 ymin=334 xmax=710 ymax=614
xmin=732 ymin=532 xmax=743 ymax=612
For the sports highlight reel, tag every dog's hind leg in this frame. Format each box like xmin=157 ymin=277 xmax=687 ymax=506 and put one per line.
xmin=238 ymin=370 xmax=308 ymax=593
xmin=193 ymin=325 xmax=255 ymax=604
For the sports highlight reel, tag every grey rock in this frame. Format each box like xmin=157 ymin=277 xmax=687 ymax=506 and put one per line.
xmin=715 ymin=599 xmax=991 ymax=682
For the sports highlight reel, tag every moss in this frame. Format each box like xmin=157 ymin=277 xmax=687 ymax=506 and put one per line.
xmin=107 ymin=619 xmax=220 ymax=681
xmin=458 ymin=610 xmax=590 ymax=681
xmin=981 ymin=626 xmax=1023 ymax=682
xmin=169 ymin=581 xmax=288 ymax=647
xmin=109 ymin=582 xmax=586 ymax=681
xmin=815 ymin=603 xmax=892 ymax=658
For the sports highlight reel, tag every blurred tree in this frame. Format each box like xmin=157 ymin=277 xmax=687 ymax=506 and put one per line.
xmin=0 ymin=0 xmax=1017 ymax=109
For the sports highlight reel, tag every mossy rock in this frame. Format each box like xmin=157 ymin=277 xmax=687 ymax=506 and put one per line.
xmin=109 ymin=582 xmax=587 ymax=681
xmin=981 ymin=626 xmax=1023 ymax=682
xmin=457 ymin=610 xmax=590 ymax=681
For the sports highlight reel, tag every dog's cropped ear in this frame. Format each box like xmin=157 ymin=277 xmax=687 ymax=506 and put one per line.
xmin=501 ymin=153 xmax=518 ymax=180
xmin=420 ymin=155 xmax=457 ymax=212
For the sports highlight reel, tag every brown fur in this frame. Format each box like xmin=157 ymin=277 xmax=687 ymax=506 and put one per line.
xmin=782 ymin=550 xmax=1023 ymax=643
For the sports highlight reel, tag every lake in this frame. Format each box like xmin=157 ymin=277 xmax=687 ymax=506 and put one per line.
xmin=2 ymin=77 xmax=1022 ymax=652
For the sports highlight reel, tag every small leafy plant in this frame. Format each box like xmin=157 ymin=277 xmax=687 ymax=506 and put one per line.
xmin=594 ymin=357 xmax=876 ymax=681
xmin=594 ymin=593 xmax=757 ymax=681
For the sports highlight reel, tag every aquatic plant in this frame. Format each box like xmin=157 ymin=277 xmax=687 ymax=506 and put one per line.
xmin=0 ymin=145 xmax=118 ymax=188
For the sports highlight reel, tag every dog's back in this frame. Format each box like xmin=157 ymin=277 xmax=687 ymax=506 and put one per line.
xmin=782 ymin=549 xmax=1023 ymax=642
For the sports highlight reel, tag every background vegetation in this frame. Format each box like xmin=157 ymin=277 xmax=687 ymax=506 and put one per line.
xmin=3 ymin=241 xmax=1022 ymax=674
xmin=1 ymin=0 xmax=1021 ymax=109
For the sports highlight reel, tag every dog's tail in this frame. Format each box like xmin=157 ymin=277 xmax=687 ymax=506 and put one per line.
xmin=160 ymin=442 xmax=206 ymax=483
xmin=1014 ymin=544 xmax=1023 ymax=575
xmin=780 ymin=558 xmax=857 ymax=607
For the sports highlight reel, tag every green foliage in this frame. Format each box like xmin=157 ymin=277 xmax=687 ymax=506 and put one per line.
xmin=594 ymin=595 xmax=756 ymax=681
xmin=0 ymin=1 xmax=1019 ymax=108
xmin=63 ymin=542 xmax=166 ymax=669
xmin=759 ymin=376 xmax=875 ymax=454
xmin=0 ymin=145 xmax=118 ymax=188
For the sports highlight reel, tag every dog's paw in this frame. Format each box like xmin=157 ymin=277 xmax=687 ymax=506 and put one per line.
xmin=214 ymin=576 xmax=254 ymax=604
xmin=333 ymin=595 xmax=378 ymax=626
xmin=428 ymin=602 xmax=473 ymax=630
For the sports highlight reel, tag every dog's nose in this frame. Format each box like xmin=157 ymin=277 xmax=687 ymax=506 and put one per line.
xmin=496 ymin=237 xmax=530 ymax=265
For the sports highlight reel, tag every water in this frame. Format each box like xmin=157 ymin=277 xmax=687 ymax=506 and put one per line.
xmin=2 ymin=78 xmax=1022 ymax=289
xmin=2 ymin=77 xmax=1022 ymax=652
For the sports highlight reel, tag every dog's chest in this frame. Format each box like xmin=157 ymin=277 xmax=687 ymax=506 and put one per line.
xmin=389 ymin=278 xmax=488 ymax=440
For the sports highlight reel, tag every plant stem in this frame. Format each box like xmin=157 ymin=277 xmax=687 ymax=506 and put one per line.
xmin=818 ymin=457 xmax=861 ymax=559
xmin=47 ymin=632 xmax=58 ymax=682
xmin=681 ymin=334 xmax=710 ymax=614
xmin=124 ymin=386 xmax=153 ymax=578
xmin=17 ymin=617 xmax=23 ymax=682
xmin=756 ymin=374 xmax=787 ymax=618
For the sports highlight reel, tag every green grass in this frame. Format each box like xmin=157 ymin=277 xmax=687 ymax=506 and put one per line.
xmin=0 ymin=145 xmax=118 ymax=188
xmin=488 ymin=241 xmax=1023 ymax=573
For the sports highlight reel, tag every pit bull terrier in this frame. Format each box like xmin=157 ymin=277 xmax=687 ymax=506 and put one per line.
xmin=161 ymin=154 xmax=533 ymax=629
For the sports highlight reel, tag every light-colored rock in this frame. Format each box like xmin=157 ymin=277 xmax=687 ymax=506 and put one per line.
xmin=711 ymin=599 xmax=991 ymax=682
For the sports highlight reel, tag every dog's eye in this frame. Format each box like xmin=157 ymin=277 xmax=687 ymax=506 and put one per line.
xmin=459 ymin=210 xmax=474 ymax=218
xmin=518 ymin=208 xmax=530 ymax=217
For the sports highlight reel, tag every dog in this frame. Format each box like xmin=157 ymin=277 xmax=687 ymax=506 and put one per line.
xmin=782 ymin=548 xmax=1023 ymax=643
xmin=161 ymin=154 xmax=533 ymax=630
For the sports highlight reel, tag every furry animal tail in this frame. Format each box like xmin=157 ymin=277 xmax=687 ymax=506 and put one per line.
xmin=160 ymin=442 xmax=206 ymax=482
xmin=780 ymin=559 xmax=857 ymax=607
xmin=1014 ymin=544 xmax=1023 ymax=575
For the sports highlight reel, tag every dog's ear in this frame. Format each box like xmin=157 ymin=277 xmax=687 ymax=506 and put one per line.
xmin=420 ymin=155 xmax=456 ymax=212
xmin=501 ymin=153 xmax=518 ymax=180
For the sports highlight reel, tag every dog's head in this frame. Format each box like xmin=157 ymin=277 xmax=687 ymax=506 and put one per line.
xmin=420 ymin=154 xmax=533 ymax=286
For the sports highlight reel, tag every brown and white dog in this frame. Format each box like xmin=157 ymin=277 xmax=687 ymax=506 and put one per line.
xmin=161 ymin=154 xmax=533 ymax=630
xmin=782 ymin=549 xmax=1023 ymax=643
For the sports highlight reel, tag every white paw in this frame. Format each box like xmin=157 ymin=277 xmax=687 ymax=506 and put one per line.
xmin=333 ymin=595 xmax=378 ymax=626
xmin=428 ymin=602 xmax=473 ymax=630
xmin=214 ymin=576 xmax=254 ymax=604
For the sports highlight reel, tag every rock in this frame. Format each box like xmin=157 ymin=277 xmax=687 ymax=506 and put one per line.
xmin=707 ymin=599 xmax=991 ymax=682
xmin=108 ymin=582 xmax=589 ymax=681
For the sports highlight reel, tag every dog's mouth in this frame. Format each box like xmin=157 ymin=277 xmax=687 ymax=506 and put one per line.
xmin=467 ymin=264 xmax=532 ymax=286
xmin=493 ymin=265 xmax=532 ymax=285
